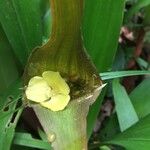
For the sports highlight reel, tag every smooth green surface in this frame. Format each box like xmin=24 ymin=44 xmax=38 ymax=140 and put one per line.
xmin=136 ymin=58 xmax=149 ymax=69
xmin=107 ymin=114 xmax=150 ymax=150
xmin=43 ymin=9 xmax=52 ymax=43
xmin=130 ymin=78 xmax=150 ymax=119
xmin=31 ymin=81 xmax=101 ymax=149
xmin=0 ymin=0 xmax=43 ymax=65
xmin=0 ymin=25 xmax=19 ymax=94
xmin=100 ymin=70 xmax=150 ymax=80
xmin=143 ymin=4 xmax=150 ymax=26
xmin=83 ymin=0 xmax=125 ymax=137
xmin=14 ymin=132 xmax=51 ymax=150
xmin=83 ymin=0 xmax=125 ymax=72
xmin=112 ymin=79 xmax=139 ymax=132
xmin=33 ymin=97 xmax=91 ymax=150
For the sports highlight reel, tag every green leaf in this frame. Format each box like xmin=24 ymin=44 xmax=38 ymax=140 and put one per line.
xmin=130 ymin=78 xmax=150 ymax=119
xmin=107 ymin=114 xmax=150 ymax=150
xmin=43 ymin=9 xmax=52 ymax=43
xmin=0 ymin=80 xmax=22 ymax=109
xmin=112 ymin=79 xmax=139 ymax=132
xmin=87 ymin=90 xmax=106 ymax=138
xmin=0 ymin=24 xmax=19 ymax=94
xmin=143 ymin=4 xmax=150 ymax=26
xmin=83 ymin=0 xmax=125 ymax=137
xmin=0 ymin=0 xmax=43 ymax=65
xmin=136 ymin=58 xmax=149 ymax=69
xmin=83 ymin=0 xmax=125 ymax=72
xmin=38 ymin=128 xmax=48 ymax=142
xmin=100 ymin=70 xmax=150 ymax=80
xmin=40 ymin=0 xmax=51 ymax=43
xmin=99 ymin=77 xmax=150 ymax=141
xmin=11 ymin=145 xmax=34 ymax=150
xmin=13 ymin=132 xmax=51 ymax=150
xmin=100 ymin=145 xmax=111 ymax=150
xmin=125 ymin=0 xmax=150 ymax=23
xmin=0 ymin=80 xmax=23 ymax=150
xmin=99 ymin=114 xmax=120 ymax=141
xmin=0 ymin=18 xmax=22 ymax=150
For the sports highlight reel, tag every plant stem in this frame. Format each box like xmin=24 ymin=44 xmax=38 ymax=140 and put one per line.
xmin=50 ymin=0 xmax=82 ymax=41
xmin=24 ymin=0 xmax=103 ymax=149
xmin=33 ymin=88 xmax=101 ymax=150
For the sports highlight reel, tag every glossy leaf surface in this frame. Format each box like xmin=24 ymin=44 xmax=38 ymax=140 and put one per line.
xmin=0 ymin=0 xmax=43 ymax=65
xmin=83 ymin=0 xmax=125 ymax=136
xmin=107 ymin=114 xmax=150 ymax=150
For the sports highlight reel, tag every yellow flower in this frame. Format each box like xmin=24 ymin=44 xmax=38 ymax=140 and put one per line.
xmin=25 ymin=71 xmax=70 ymax=111
xmin=25 ymin=76 xmax=52 ymax=102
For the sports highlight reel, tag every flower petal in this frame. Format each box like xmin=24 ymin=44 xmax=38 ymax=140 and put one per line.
xmin=41 ymin=94 xmax=70 ymax=111
xmin=42 ymin=71 xmax=70 ymax=95
xmin=25 ymin=76 xmax=52 ymax=102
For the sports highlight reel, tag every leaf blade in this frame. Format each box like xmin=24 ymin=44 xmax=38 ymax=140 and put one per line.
xmin=130 ymin=78 xmax=150 ymax=119
xmin=83 ymin=0 xmax=125 ymax=137
xmin=112 ymin=79 xmax=139 ymax=132
xmin=0 ymin=24 xmax=19 ymax=94
xmin=0 ymin=80 xmax=23 ymax=150
xmin=0 ymin=0 xmax=43 ymax=65
xmin=13 ymin=132 xmax=51 ymax=150
xmin=107 ymin=115 xmax=150 ymax=150
xmin=100 ymin=70 xmax=150 ymax=80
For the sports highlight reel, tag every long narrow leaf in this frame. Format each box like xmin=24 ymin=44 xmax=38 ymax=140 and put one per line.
xmin=99 ymin=77 xmax=150 ymax=141
xmin=100 ymin=70 xmax=150 ymax=80
xmin=130 ymin=78 xmax=150 ymax=119
xmin=0 ymin=24 xmax=19 ymax=94
xmin=0 ymin=0 xmax=43 ymax=65
xmin=83 ymin=0 xmax=125 ymax=137
xmin=112 ymin=79 xmax=139 ymax=132
xmin=83 ymin=0 xmax=125 ymax=72
xmin=13 ymin=132 xmax=51 ymax=150
xmin=107 ymin=114 xmax=150 ymax=150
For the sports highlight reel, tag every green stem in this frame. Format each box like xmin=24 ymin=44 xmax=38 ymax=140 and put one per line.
xmin=24 ymin=0 xmax=101 ymax=87
xmin=33 ymin=103 xmax=87 ymax=150
xmin=50 ymin=0 xmax=82 ymax=40
xmin=33 ymin=88 xmax=101 ymax=150
xmin=24 ymin=0 xmax=103 ymax=149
